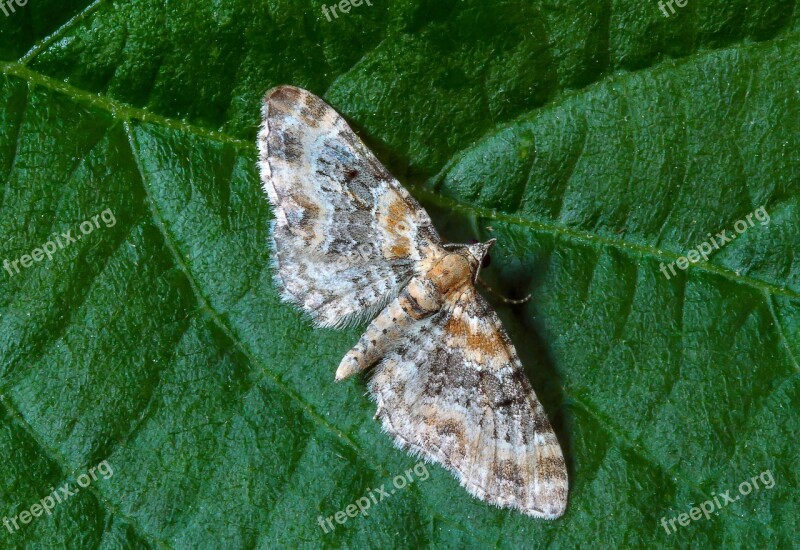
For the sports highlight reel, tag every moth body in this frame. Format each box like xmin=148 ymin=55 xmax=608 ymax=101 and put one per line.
xmin=336 ymin=241 xmax=492 ymax=381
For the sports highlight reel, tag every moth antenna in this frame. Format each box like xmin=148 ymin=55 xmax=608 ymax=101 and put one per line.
xmin=477 ymin=277 xmax=531 ymax=305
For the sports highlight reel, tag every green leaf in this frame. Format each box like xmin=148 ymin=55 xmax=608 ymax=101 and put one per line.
xmin=1 ymin=1 xmax=798 ymax=548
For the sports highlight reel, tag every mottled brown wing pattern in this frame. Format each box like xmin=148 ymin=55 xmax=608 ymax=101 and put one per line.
xmin=259 ymin=85 xmax=568 ymax=518
xmin=258 ymin=86 xmax=444 ymax=328
xmin=367 ymin=287 xmax=568 ymax=519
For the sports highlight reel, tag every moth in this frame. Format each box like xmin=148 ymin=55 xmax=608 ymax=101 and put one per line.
xmin=258 ymin=86 xmax=568 ymax=519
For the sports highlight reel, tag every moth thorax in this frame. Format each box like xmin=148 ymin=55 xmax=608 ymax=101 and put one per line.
xmin=428 ymin=253 xmax=472 ymax=294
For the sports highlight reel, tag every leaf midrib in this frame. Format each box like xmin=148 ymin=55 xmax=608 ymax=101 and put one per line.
xmin=3 ymin=55 xmax=796 ymax=302
xmin=406 ymin=184 xmax=800 ymax=301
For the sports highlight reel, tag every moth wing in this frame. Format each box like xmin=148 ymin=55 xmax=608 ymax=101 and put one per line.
xmin=368 ymin=287 xmax=568 ymax=518
xmin=258 ymin=86 xmax=444 ymax=328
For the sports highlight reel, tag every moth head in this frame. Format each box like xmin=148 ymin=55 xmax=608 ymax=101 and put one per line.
xmin=465 ymin=239 xmax=495 ymax=283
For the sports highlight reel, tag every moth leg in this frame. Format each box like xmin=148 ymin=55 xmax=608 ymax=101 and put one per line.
xmin=335 ymin=278 xmax=441 ymax=381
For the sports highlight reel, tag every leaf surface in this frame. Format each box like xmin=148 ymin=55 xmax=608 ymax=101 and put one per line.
xmin=1 ymin=1 xmax=798 ymax=548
